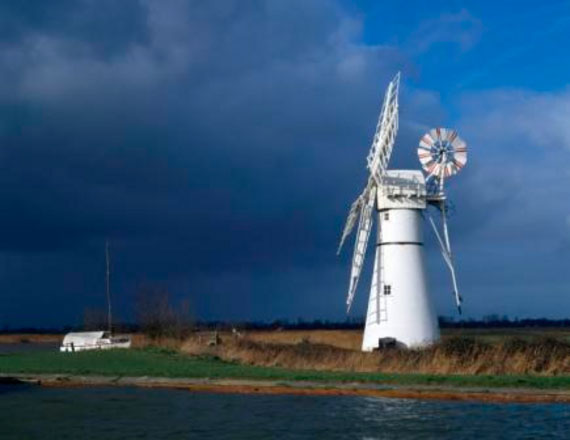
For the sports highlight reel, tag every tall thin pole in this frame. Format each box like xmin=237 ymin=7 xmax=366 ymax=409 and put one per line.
xmin=105 ymin=239 xmax=112 ymax=333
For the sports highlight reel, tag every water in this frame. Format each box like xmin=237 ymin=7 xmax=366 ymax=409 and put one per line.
xmin=0 ymin=385 xmax=568 ymax=439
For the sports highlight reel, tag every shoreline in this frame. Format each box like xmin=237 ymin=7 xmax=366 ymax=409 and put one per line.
xmin=3 ymin=374 xmax=570 ymax=404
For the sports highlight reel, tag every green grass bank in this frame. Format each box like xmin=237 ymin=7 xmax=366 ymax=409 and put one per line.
xmin=2 ymin=348 xmax=570 ymax=390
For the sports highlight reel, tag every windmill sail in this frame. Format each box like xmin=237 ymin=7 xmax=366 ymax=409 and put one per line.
xmin=338 ymin=72 xmax=400 ymax=313
xmin=337 ymin=186 xmax=366 ymax=255
xmin=346 ymin=186 xmax=376 ymax=312
xmin=367 ymin=72 xmax=400 ymax=185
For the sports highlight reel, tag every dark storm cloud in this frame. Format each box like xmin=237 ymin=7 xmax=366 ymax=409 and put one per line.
xmin=0 ymin=0 xmax=415 ymax=255
xmin=4 ymin=1 xmax=567 ymax=327
xmin=0 ymin=0 xmax=149 ymax=57
xmin=0 ymin=0 xmax=423 ymax=325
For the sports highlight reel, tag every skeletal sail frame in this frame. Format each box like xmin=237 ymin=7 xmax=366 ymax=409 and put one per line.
xmin=337 ymin=72 xmax=400 ymax=312
xmin=338 ymin=73 xmax=467 ymax=317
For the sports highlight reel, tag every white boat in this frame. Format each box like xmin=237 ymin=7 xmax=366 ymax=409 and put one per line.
xmin=60 ymin=331 xmax=131 ymax=352
xmin=60 ymin=241 xmax=132 ymax=353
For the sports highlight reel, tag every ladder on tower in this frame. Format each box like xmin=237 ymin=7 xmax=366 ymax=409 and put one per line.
xmin=377 ymin=290 xmax=388 ymax=323
xmin=375 ymin=245 xmax=388 ymax=324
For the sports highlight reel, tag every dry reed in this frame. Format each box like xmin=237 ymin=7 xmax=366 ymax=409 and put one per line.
xmin=180 ymin=333 xmax=570 ymax=376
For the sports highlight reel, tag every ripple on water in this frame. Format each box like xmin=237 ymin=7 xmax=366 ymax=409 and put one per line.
xmin=0 ymin=386 xmax=568 ymax=439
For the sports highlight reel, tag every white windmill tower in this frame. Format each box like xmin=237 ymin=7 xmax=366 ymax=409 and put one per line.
xmin=337 ymin=73 xmax=468 ymax=351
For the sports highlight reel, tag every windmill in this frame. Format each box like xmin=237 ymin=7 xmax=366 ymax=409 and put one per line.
xmin=337 ymin=73 xmax=468 ymax=350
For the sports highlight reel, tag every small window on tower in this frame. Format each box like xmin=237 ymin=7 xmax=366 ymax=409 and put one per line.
xmin=384 ymin=212 xmax=389 ymax=221
xmin=384 ymin=285 xmax=391 ymax=295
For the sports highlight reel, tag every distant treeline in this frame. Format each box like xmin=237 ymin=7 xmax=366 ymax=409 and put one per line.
xmin=438 ymin=316 xmax=570 ymax=329
xmin=4 ymin=315 xmax=570 ymax=334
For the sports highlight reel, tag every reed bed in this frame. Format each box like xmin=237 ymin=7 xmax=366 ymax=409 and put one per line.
xmin=180 ymin=334 xmax=570 ymax=376
xmin=242 ymin=330 xmax=362 ymax=350
xmin=4 ymin=329 xmax=569 ymax=376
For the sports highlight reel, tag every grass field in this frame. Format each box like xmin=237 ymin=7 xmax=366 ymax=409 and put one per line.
xmin=3 ymin=328 xmax=570 ymax=379
xmin=2 ymin=348 xmax=570 ymax=390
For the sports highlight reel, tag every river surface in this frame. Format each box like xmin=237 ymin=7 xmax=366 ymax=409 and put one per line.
xmin=0 ymin=385 xmax=568 ymax=439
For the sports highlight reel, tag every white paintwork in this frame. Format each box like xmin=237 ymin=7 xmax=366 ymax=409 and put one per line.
xmin=418 ymin=128 xmax=467 ymax=181
xmin=338 ymin=73 xmax=400 ymax=258
xmin=366 ymin=72 xmax=400 ymax=186
xmin=362 ymin=206 xmax=439 ymax=350
xmin=337 ymin=73 xmax=467 ymax=352
xmin=60 ymin=331 xmax=131 ymax=352
xmin=377 ymin=170 xmax=426 ymax=210
xmin=428 ymin=207 xmax=462 ymax=312
xmin=345 ymin=186 xmax=376 ymax=312
xmin=338 ymin=73 xmax=401 ymax=312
